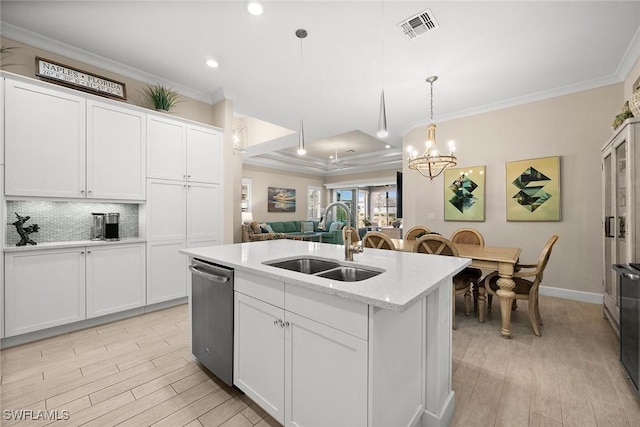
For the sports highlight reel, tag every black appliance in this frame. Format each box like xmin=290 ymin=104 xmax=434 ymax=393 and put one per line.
xmin=614 ymin=263 xmax=640 ymax=396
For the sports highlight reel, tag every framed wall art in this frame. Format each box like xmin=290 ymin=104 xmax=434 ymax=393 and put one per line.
xmin=505 ymin=156 xmax=560 ymax=221
xmin=444 ymin=166 xmax=485 ymax=221
xmin=267 ymin=187 xmax=296 ymax=213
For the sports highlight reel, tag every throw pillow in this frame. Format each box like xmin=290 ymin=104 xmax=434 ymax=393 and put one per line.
xmin=328 ymin=222 xmax=342 ymax=233
xmin=301 ymin=221 xmax=314 ymax=233
xmin=259 ymin=223 xmax=269 ymax=233
xmin=264 ymin=224 xmax=274 ymax=233
xmin=250 ymin=221 xmax=261 ymax=234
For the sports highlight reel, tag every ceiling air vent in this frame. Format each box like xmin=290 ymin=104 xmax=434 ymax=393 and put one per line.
xmin=398 ymin=9 xmax=439 ymax=39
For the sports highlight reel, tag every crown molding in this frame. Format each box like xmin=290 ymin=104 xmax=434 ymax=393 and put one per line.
xmin=1 ymin=22 xmax=216 ymax=105
xmin=616 ymin=24 xmax=640 ymax=80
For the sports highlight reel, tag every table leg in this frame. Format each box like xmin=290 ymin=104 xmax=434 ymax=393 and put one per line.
xmin=496 ymin=276 xmax=516 ymax=339
xmin=478 ymin=286 xmax=486 ymax=323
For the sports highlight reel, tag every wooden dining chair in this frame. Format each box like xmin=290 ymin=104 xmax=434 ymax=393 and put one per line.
xmin=405 ymin=225 xmax=431 ymax=240
xmin=342 ymin=226 xmax=360 ymax=244
xmin=362 ymin=231 xmax=395 ymax=250
xmin=413 ymin=234 xmax=476 ymax=329
xmin=479 ymin=235 xmax=559 ymax=336
xmin=450 ymin=228 xmax=485 ymax=312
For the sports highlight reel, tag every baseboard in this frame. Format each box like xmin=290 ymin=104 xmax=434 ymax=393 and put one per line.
xmin=421 ymin=391 xmax=455 ymax=427
xmin=539 ymin=285 xmax=602 ymax=304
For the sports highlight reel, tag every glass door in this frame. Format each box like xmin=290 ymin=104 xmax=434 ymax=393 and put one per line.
xmin=603 ymin=150 xmax=616 ymax=324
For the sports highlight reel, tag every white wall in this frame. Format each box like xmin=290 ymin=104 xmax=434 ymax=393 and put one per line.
xmin=403 ymin=84 xmax=622 ymax=297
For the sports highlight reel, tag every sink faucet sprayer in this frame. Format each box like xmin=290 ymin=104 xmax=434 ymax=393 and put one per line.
xmin=318 ymin=201 xmax=363 ymax=261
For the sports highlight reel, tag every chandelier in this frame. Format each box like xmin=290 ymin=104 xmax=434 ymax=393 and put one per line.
xmin=407 ymin=76 xmax=457 ymax=180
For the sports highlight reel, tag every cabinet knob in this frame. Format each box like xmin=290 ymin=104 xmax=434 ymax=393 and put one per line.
xmin=87 ymin=251 xmax=92 ymax=254
xmin=80 ymin=190 xmax=85 ymax=194
xmin=80 ymin=251 xmax=85 ymax=255
xmin=205 ymin=347 xmax=210 ymax=355
xmin=283 ymin=321 xmax=290 ymax=328
xmin=88 ymin=190 xmax=92 ymax=194
xmin=187 ymin=175 xmax=191 ymax=178
xmin=274 ymin=320 xmax=279 ymax=326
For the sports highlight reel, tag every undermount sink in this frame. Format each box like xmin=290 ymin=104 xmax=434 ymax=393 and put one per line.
xmin=315 ymin=266 xmax=381 ymax=282
xmin=266 ymin=258 xmax=340 ymax=274
xmin=264 ymin=257 xmax=383 ymax=282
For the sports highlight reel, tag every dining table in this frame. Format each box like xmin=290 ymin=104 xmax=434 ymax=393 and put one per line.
xmin=389 ymin=238 xmax=522 ymax=339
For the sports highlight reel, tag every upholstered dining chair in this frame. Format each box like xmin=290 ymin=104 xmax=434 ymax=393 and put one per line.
xmin=404 ymin=225 xmax=431 ymax=240
xmin=450 ymin=228 xmax=485 ymax=312
xmin=342 ymin=226 xmax=360 ymax=244
xmin=479 ymin=235 xmax=559 ymax=337
xmin=362 ymin=231 xmax=396 ymax=250
xmin=412 ymin=234 xmax=476 ymax=329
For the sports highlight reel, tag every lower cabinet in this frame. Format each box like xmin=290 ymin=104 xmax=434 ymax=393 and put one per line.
xmin=86 ymin=244 xmax=146 ymax=318
xmin=5 ymin=248 xmax=86 ymax=337
xmin=4 ymin=243 xmax=145 ymax=337
xmin=233 ymin=276 xmax=368 ymax=426
xmin=147 ymin=241 xmax=187 ymax=304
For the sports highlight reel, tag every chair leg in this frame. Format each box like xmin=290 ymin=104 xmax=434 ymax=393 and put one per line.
xmin=536 ymin=294 xmax=543 ymax=325
xmin=528 ymin=297 xmax=541 ymax=337
xmin=478 ymin=286 xmax=486 ymax=323
xmin=472 ymin=281 xmax=479 ymax=312
xmin=487 ymin=294 xmax=493 ymax=313
xmin=464 ymin=290 xmax=471 ymax=316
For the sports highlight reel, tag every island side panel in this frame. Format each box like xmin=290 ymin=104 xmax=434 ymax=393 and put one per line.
xmin=369 ymin=301 xmax=424 ymax=427
xmin=423 ymin=278 xmax=456 ymax=427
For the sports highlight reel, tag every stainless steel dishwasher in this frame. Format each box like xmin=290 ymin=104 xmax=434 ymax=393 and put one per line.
xmin=189 ymin=258 xmax=234 ymax=386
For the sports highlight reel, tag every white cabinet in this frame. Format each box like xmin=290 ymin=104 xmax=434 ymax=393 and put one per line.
xmin=602 ymin=118 xmax=640 ymax=332
xmin=234 ymin=292 xmax=286 ymax=422
xmin=147 ymin=115 xmax=221 ymax=184
xmin=86 ymin=243 xmax=146 ymax=318
xmin=233 ymin=272 xmax=368 ymax=426
xmin=5 ymin=78 xmax=86 ymax=198
xmin=4 ymin=77 xmax=146 ymax=200
xmin=147 ymin=240 xmax=187 ymax=305
xmin=4 ymin=248 xmax=86 ymax=337
xmin=4 ymin=243 xmax=145 ymax=337
xmin=146 ymin=118 xmax=222 ymax=305
xmin=87 ymin=101 xmax=146 ymax=200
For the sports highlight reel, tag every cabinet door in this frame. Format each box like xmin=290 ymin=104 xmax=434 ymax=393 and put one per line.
xmin=5 ymin=79 xmax=86 ymax=198
xmin=187 ymin=183 xmax=221 ymax=241
xmin=147 ymin=114 xmax=186 ymax=180
xmin=4 ymin=249 xmax=85 ymax=337
xmin=234 ymin=292 xmax=285 ymax=424
xmin=87 ymin=100 xmax=146 ymax=200
xmin=147 ymin=241 xmax=187 ymax=304
xmin=86 ymin=244 xmax=145 ymax=318
xmin=186 ymin=125 xmax=221 ymax=184
xmin=285 ymin=311 xmax=368 ymax=427
xmin=147 ymin=179 xmax=187 ymax=241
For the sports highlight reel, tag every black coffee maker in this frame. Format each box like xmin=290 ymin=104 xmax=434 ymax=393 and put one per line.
xmin=104 ymin=213 xmax=120 ymax=241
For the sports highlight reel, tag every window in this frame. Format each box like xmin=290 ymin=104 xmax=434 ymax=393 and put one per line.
xmin=307 ymin=186 xmax=322 ymax=220
xmin=357 ymin=190 xmax=368 ymax=228
xmin=241 ymin=178 xmax=252 ymax=212
xmin=371 ymin=188 xmax=397 ymax=227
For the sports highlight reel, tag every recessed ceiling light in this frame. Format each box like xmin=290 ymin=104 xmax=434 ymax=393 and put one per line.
xmin=385 ymin=144 xmax=391 ymax=149
xmin=206 ymin=59 xmax=219 ymax=68
xmin=246 ymin=1 xmax=263 ymax=16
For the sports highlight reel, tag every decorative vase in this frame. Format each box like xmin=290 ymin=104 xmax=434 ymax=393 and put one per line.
xmin=630 ymin=87 xmax=640 ymax=117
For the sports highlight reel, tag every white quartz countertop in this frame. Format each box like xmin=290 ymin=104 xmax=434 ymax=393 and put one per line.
xmin=4 ymin=238 xmax=146 ymax=253
xmin=180 ymin=240 xmax=471 ymax=312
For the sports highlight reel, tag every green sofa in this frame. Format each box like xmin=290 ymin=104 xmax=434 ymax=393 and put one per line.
xmin=242 ymin=220 xmax=345 ymax=244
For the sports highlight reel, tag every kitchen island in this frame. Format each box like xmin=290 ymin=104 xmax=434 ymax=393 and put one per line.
xmin=181 ymin=239 xmax=470 ymax=427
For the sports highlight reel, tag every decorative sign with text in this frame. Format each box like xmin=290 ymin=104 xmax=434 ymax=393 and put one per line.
xmin=35 ymin=57 xmax=127 ymax=100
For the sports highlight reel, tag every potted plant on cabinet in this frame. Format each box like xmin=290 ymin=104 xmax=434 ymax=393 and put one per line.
xmin=142 ymin=84 xmax=181 ymax=112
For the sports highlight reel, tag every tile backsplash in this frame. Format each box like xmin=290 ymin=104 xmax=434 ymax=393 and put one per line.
xmin=6 ymin=201 xmax=139 ymax=246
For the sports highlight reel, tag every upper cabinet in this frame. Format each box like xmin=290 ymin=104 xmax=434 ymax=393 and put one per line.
xmin=86 ymin=101 xmax=146 ymax=200
xmin=4 ymin=77 xmax=146 ymax=200
xmin=147 ymin=114 xmax=221 ymax=184
xmin=5 ymin=78 xmax=86 ymax=198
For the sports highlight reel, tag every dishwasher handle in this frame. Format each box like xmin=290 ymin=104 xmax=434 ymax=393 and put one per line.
xmin=189 ymin=264 xmax=230 ymax=283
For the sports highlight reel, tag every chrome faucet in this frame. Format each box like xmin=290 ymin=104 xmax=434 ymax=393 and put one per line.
xmin=318 ymin=201 xmax=363 ymax=261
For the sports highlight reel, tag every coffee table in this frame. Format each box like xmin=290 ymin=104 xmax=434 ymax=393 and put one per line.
xmin=284 ymin=232 xmax=323 ymax=243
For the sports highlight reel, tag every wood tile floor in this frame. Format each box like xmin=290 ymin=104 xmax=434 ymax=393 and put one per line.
xmin=0 ymin=296 xmax=638 ymax=426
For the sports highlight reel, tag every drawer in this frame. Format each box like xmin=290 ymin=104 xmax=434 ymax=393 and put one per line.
xmin=285 ymin=284 xmax=368 ymax=340
xmin=235 ymin=270 xmax=284 ymax=308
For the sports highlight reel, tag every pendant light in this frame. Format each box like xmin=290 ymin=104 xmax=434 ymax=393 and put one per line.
xmin=296 ymin=29 xmax=307 ymax=155
xmin=407 ymin=76 xmax=457 ymax=180
xmin=376 ymin=0 xmax=388 ymax=138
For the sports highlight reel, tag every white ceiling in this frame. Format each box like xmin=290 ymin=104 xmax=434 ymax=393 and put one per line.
xmin=2 ymin=1 xmax=640 ymax=176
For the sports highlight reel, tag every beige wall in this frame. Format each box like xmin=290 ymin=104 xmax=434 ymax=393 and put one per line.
xmin=242 ymin=165 xmax=324 ymax=223
xmin=403 ymin=84 xmax=622 ymax=296
xmin=2 ymin=36 xmax=239 ymax=244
